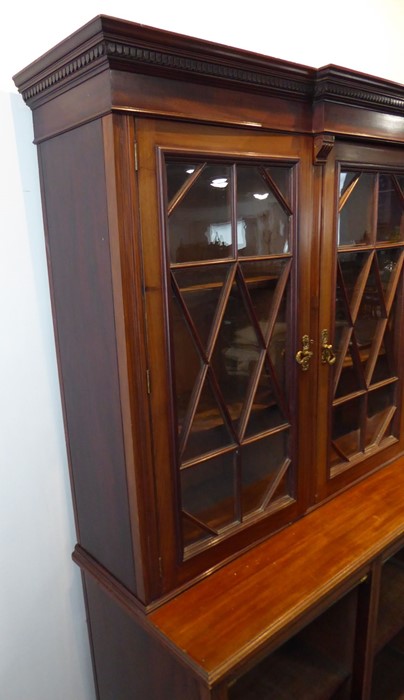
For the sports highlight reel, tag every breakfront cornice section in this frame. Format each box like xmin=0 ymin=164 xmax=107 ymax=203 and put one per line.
xmin=314 ymin=65 xmax=404 ymax=115
xmin=13 ymin=15 xmax=404 ymax=144
xmin=13 ymin=15 xmax=314 ymax=107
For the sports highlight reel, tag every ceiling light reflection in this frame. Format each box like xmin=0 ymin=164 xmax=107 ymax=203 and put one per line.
xmin=210 ymin=178 xmax=228 ymax=188
xmin=253 ymin=193 xmax=269 ymax=200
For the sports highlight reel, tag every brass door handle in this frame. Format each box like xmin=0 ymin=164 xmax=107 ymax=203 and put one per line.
xmin=321 ymin=329 xmax=336 ymax=365
xmin=296 ymin=335 xmax=313 ymax=371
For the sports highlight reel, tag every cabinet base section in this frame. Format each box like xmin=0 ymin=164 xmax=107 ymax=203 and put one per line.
xmin=371 ymin=638 xmax=404 ymax=699
xmin=228 ymin=587 xmax=357 ymax=700
xmin=83 ymin=573 xmax=205 ymax=700
xmin=228 ymin=640 xmax=352 ymax=700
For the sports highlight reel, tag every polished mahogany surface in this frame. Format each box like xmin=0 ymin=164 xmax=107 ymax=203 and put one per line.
xmin=150 ymin=458 xmax=404 ymax=684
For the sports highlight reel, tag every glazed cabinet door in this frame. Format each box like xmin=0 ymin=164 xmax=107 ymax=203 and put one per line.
xmin=136 ymin=119 xmax=315 ymax=595
xmin=316 ymin=143 xmax=404 ymax=500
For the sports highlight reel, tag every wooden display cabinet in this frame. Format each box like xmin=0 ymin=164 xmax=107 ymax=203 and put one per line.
xmin=13 ymin=15 xmax=404 ymax=699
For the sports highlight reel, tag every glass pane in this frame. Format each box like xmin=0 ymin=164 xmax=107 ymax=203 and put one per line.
xmin=371 ymin=309 xmax=397 ymax=384
xmin=335 ymin=342 xmax=364 ymax=398
xmin=354 ymin=265 xmax=384 ymax=377
xmin=335 ymin=278 xmax=351 ymax=355
xmin=240 ymin=432 xmax=290 ymax=516
xmin=241 ymin=259 xmax=289 ymax=339
xmin=365 ymin=384 xmax=396 ymax=448
xmin=332 ymin=397 xmax=363 ymax=460
xmin=377 ymin=174 xmax=404 ymax=243
xmin=338 ymin=173 xmax=376 ymax=246
xmin=182 ymin=378 xmax=235 ymax=462
xmin=180 ymin=452 xmax=237 ymax=537
xmin=237 ymin=165 xmax=290 ymax=256
xmin=356 ymin=262 xmax=384 ymax=326
xmin=269 ymin=294 xmax=288 ymax=390
xmin=171 ymin=294 xmax=202 ymax=434
xmin=330 ymin=443 xmax=348 ymax=469
xmin=338 ymin=251 xmax=371 ymax=311
xmin=245 ymin=361 xmax=287 ymax=438
xmin=339 ymin=171 xmax=360 ymax=196
xmin=265 ymin=166 xmax=291 ymax=206
xmin=166 ymin=161 xmax=200 ymax=203
xmin=211 ymin=280 xmax=262 ymax=426
xmin=168 ymin=163 xmax=232 ymax=263
xmin=182 ymin=514 xmax=211 ymax=548
xmin=173 ymin=265 xmax=230 ymax=350
xmin=376 ymin=248 xmax=403 ymax=301
xmin=371 ymin=339 xmax=392 ymax=384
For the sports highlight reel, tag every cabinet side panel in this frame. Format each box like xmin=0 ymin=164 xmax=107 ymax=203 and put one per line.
xmin=38 ymin=120 xmax=136 ymax=592
xmin=84 ymin=574 xmax=204 ymax=700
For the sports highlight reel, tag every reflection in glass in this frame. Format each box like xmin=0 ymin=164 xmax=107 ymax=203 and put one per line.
xmin=168 ymin=163 xmax=232 ymax=263
xmin=330 ymin=443 xmax=346 ymax=469
xmin=241 ymin=259 xmax=288 ymax=339
xmin=240 ymin=432 xmax=289 ymax=515
xmin=354 ymin=265 xmax=384 ymax=377
xmin=335 ymin=276 xmax=351 ymax=356
xmin=339 ymin=173 xmax=376 ymax=246
xmin=171 ymin=295 xmax=202 ymax=434
xmin=212 ymin=281 xmax=261 ymax=425
xmin=165 ymin=155 xmax=296 ymax=552
xmin=166 ymin=161 xmax=200 ymax=203
xmin=365 ymin=384 xmax=396 ymax=448
xmin=181 ymin=452 xmax=237 ymax=540
xmin=376 ymin=249 xmax=403 ymax=301
xmin=338 ymin=251 xmax=371 ymax=310
xmin=269 ymin=295 xmax=288 ymax=390
xmin=397 ymin=175 xmax=404 ymax=190
xmin=265 ymin=166 xmax=291 ymax=205
xmin=332 ymin=397 xmax=362 ymax=459
xmin=181 ymin=514 xmax=211 ymax=548
xmin=237 ymin=165 xmax=290 ymax=256
xmin=357 ymin=263 xmax=384 ymax=327
xmin=339 ymin=171 xmax=360 ymax=196
xmin=377 ymin=175 xmax=404 ymax=242
xmin=371 ymin=302 xmax=396 ymax=384
xmin=335 ymin=339 xmax=364 ymax=399
xmin=245 ymin=361 xmax=286 ymax=437
xmin=173 ymin=265 xmax=230 ymax=350
xmin=182 ymin=379 xmax=234 ymax=462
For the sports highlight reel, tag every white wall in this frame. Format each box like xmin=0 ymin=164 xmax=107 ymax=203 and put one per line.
xmin=1 ymin=2 xmax=403 ymax=699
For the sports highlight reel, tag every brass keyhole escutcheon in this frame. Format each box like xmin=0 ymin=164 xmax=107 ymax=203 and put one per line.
xmin=296 ymin=334 xmax=313 ymax=371
xmin=321 ymin=329 xmax=336 ymax=366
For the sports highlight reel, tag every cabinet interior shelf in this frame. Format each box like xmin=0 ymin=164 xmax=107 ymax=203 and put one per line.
xmin=371 ymin=634 xmax=404 ymax=700
xmin=229 ymin=639 xmax=351 ymax=700
xmin=177 ymin=275 xmax=280 ymax=293
xmin=375 ymin=555 xmax=404 ymax=652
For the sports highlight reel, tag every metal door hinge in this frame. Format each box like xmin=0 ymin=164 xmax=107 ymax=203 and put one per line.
xmin=134 ymin=141 xmax=138 ymax=171
xmin=158 ymin=556 xmax=163 ymax=579
xmin=146 ymin=368 xmax=151 ymax=394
